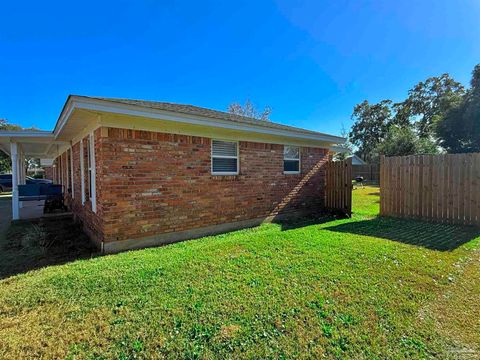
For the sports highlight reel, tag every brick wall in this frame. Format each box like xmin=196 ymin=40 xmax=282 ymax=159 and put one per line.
xmin=56 ymin=129 xmax=104 ymax=246
xmin=43 ymin=166 xmax=53 ymax=180
xmin=55 ymin=127 xmax=329 ymax=248
xmin=98 ymin=127 xmax=329 ymax=243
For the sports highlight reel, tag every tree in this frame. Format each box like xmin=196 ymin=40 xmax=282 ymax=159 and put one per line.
xmin=0 ymin=118 xmax=22 ymax=131
xmin=0 ymin=152 xmax=10 ymax=174
xmin=348 ymin=100 xmax=394 ymax=163
xmin=394 ymin=74 xmax=465 ymax=138
xmin=0 ymin=119 xmax=41 ymax=174
xmin=228 ymin=99 xmax=272 ymax=121
xmin=375 ymin=125 xmax=438 ymax=157
xmin=0 ymin=119 xmax=23 ymax=173
xmin=333 ymin=124 xmax=353 ymax=161
xmin=435 ymin=64 xmax=480 ymax=153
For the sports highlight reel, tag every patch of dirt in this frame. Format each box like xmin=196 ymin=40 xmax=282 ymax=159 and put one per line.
xmin=0 ymin=216 xmax=98 ymax=279
xmin=219 ymin=324 xmax=241 ymax=339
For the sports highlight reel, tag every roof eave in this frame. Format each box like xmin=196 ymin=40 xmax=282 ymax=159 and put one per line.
xmin=0 ymin=131 xmax=53 ymax=138
xmin=57 ymin=96 xmax=345 ymax=145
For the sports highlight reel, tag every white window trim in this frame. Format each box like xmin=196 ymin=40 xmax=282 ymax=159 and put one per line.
xmin=211 ymin=139 xmax=239 ymax=176
xmin=89 ymin=132 xmax=97 ymax=213
xmin=80 ymin=139 xmax=86 ymax=205
xmin=283 ymin=145 xmax=301 ymax=174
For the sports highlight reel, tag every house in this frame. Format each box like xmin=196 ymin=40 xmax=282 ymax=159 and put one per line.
xmin=0 ymin=96 xmax=345 ymax=253
xmin=348 ymin=154 xmax=367 ymax=165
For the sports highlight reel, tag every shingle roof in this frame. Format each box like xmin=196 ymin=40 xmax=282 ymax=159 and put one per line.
xmin=81 ymin=96 xmax=343 ymax=141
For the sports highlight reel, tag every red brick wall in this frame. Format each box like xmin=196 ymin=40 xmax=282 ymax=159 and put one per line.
xmin=43 ymin=166 xmax=53 ymax=180
xmin=56 ymin=129 xmax=104 ymax=246
xmin=98 ymin=127 xmax=328 ymax=243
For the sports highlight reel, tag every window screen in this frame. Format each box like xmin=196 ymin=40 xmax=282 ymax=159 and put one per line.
xmin=212 ymin=140 xmax=238 ymax=174
xmin=284 ymin=146 xmax=300 ymax=173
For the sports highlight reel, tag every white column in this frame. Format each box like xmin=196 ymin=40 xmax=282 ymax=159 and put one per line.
xmin=70 ymin=146 xmax=74 ymax=198
xmin=19 ymin=155 xmax=23 ymax=209
xmin=11 ymin=142 xmax=19 ymax=220
xmin=80 ymin=139 xmax=85 ymax=205
xmin=89 ymin=133 xmax=97 ymax=213
xmin=63 ymin=152 xmax=68 ymax=189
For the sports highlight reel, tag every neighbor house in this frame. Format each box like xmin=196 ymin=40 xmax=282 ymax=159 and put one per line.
xmin=0 ymin=96 xmax=344 ymax=253
xmin=347 ymin=154 xmax=367 ymax=165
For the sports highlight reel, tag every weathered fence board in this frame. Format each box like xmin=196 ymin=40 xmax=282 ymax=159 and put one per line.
xmin=326 ymin=158 xmax=352 ymax=216
xmin=380 ymin=153 xmax=480 ymax=226
xmin=352 ymin=164 xmax=380 ymax=182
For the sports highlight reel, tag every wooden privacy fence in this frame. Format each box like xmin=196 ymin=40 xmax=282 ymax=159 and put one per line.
xmin=380 ymin=153 xmax=480 ymax=226
xmin=352 ymin=164 xmax=380 ymax=183
xmin=326 ymin=158 xmax=352 ymax=216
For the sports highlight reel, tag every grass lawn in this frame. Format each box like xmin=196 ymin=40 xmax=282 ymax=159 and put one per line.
xmin=0 ymin=186 xmax=479 ymax=359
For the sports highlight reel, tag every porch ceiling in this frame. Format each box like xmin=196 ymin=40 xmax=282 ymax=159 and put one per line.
xmin=0 ymin=131 xmax=65 ymax=158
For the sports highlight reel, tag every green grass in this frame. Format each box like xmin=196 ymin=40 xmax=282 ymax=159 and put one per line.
xmin=0 ymin=186 xmax=479 ymax=359
xmin=352 ymin=185 xmax=380 ymax=217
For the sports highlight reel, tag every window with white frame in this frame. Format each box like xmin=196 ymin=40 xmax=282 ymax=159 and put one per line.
xmin=211 ymin=140 xmax=238 ymax=175
xmin=284 ymin=145 xmax=300 ymax=173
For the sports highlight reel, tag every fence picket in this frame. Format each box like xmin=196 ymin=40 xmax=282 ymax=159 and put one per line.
xmin=381 ymin=153 xmax=480 ymax=226
xmin=325 ymin=158 xmax=352 ymax=216
xmin=439 ymin=154 xmax=445 ymax=220
xmin=431 ymin=155 xmax=438 ymax=221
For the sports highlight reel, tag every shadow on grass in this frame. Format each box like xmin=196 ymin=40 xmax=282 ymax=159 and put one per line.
xmin=276 ymin=214 xmax=340 ymax=231
xmin=324 ymin=217 xmax=480 ymax=251
xmin=0 ymin=216 xmax=98 ymax=279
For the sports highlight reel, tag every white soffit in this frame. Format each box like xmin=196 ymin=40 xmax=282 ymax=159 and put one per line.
xmin=56 ymin=96 xmax=346 ymax=145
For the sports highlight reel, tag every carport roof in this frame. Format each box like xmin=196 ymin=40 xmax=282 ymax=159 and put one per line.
xmin=0 ymin=131 xmax=58 ymax=157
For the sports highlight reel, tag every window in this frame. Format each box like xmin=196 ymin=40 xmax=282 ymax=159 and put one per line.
xmin=211 ymin=140 xmax=238 ymax=175
xmin=284 ymin=146 xmax=300 ymax=173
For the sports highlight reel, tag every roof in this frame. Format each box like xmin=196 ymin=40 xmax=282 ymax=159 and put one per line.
xmin=1 ymin=95 xmax=345 ymax=157
xmin=80 ymin=96 xmax=343 ymax=142
xmin=348 ymin=154 xmax=367 ymax=165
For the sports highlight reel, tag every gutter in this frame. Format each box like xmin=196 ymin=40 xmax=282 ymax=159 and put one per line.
xmin=55 ymin=96 xmax=346 ymax=145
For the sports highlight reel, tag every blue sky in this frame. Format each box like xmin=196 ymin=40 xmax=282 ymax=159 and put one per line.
xmin=1 ymin=0 xmax=479 ymax=136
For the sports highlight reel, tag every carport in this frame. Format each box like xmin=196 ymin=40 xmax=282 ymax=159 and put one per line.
xmin=0 ymin=131 xmax=66 ymax=220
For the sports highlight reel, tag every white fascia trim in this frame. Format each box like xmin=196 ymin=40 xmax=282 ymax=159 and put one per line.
xmin=54 ymin=99 xmax=76 ymax=137
xmin=57 ymin=97 xmax=346 ymax=144
xmin=0 ymin=131 xmax=53 ymax=138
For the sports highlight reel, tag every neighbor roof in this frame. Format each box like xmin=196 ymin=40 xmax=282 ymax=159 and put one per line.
xmin=80 ymin=96 xmax=343 ymax=141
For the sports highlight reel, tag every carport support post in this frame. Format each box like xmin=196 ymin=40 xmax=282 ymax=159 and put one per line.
xmin=10 ymin=142 xmax=19 ymax=220
xmin=19 ymin=153 xmax=25 ymax=209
